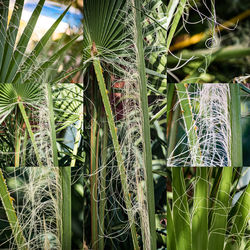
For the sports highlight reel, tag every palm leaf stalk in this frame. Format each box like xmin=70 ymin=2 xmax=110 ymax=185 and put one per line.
xmin=90 ymin=86 xmax=99 ymax=250
xmin=99 ymin=76 xmax=111 ymax=250
xmin=173 ymin=82 xmax=209 ymax=250
xmin=229 ymin=83 xmax=243 ymax=167
xmin=14 ymin=111 xmax=21 ymax=167
xmin=133 ymin=0 xmax=157 ymax=249
xmin=172 ymin=167 xmax=192 ymax=250
xmin=21 ymin=128 xmax=28 ymax=166
xmin=166 ymin=197 xmax=176 ymax=250
xmin=166 ymin=88 xmax=179 ymax=250
xmin=99 ymin=117 xmax=108 ymax=250
xmin=17 ymin=101 xmax=43 ymax=167
xmin=46 ymin=83 xmax=72 ymax=250
xmin=225 ymin=181 xmax=250 ymax=249
xmin=92 ymin=47 xmax=140 ymax=250
xmin=0 ymin=169 xmax=27 ymax=249
xmin=208 ymin=83 xmax=243 ymax=249
xmin=192 ymin=167 xmax=208 ymax=250
xmin=208 ymin=167 xmax=233 ymax=250
xmin=165 ymin=0 xmax=187 ymax=56
xmin=58 ymin=167 xmax=71 ymax=250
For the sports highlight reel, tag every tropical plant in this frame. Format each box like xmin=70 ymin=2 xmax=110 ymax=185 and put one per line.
xmin=0 ymin=0 xmax=83 ymax=249
xmin=0 ymin=0 xmax=249 ymax=249
xmin=82 ymin=0 xmax=250 ymax=249
xmin=167 ymin=167 xmax=250 ymax=250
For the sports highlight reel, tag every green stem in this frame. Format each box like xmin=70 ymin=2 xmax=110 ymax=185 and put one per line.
xmin=46 ymin=83 xmax=59 ymax=167
xmin=92 ymin=55 xmax=139 ymax=250
xmin=46 ymin=83 xmax=71 ymax=250
xmin=192 ymin=167 xmax=208 ymax=250
xmin=229 ymin=83 xmax=243 ymax=167
xmin=0 ymin=169 xmax=27 ymax=249
xmin=225 ymin=182 xmax=250 ymax=249
xmin=90 ymin=113 xmax=99 ymax=250
xmin=174 ymin=83 xmax=208 ymax=250
xmin=208 ymin=167 xmax=233 ymax=250
xmin=17 ymin=101 xmax=43 ymax=167
xmin=59 ymin=167 xmax=71 ymax=250
xmin=133 ymin=1 xmax=156 ymax=249
xmin=175 ymin=83 xmax=202 ymax=165
xmin=14 ymin=115 xmax=21 ymax=167
xmin=99 ymin=117 xmax=108 ymax=250
xmin=166 ymin=46 xmax=250 ymax=66
xmin=21 ymin=128 xmax=28 ymax=167
xmin=166 ymin=0 xmax=188 ymax=52
xmin=172 ymin=168 xmax=192 ymax=250
xmin=166 ymin=91 xmax=179 ymax=159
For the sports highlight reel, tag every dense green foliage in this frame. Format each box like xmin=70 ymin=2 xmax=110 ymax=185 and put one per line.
xmin=0 ymin=0 xmax=249 ymax=249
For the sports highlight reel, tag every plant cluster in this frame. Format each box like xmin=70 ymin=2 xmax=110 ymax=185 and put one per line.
xmin=0 ymin=0 xmax=249 ymax=250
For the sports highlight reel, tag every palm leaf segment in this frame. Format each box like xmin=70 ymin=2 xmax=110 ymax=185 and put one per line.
xmin=83 ymin=0 xmax=128 ymax=62
xmin=0 ymin=0 xmax=77 ymax=83
xmin=0 ymin=83 xmax=41 ymax=124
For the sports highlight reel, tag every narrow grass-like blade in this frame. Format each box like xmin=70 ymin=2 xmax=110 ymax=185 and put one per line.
xmin=225 ymin=182 xmax=250 ymax=249
xmin=0 ymin=0 xmax=24 ymax=82
xmin=46 ymin=83 xmax=59 ymax=167
xmin=208 ymin=167 xmax=233 ymax=250
xmin=134 ymin=1 xmax=157 ymax=249
xmin=192 ymin=167 xmax=208 ymax=250
xmin=5 ymin=0 xmax=46 ymax=82
xmin=175 ymin=83 xmax=202 ymax=165
xmin=18 ymin=101 xmax=43 ymax=167
xmin=0 ymin=169 xmax=27 ymax=249
xmin=23 ymin=35 xmax=80 ymax=83
xmin=172 ymin=167 xmax=192 ymax=250
xmin=167 ymin=198 xmax=176 ymax=250
xmin=12 ymin=5 xmax=71 ymax=84
xmin=59 ymin=167 xmax=71 ymax=250
xmin=92 ymin=53 xmax=140 ymax=250
xmin=0 ymin=0 xmax=9 ymax=69
xmin=229 ymin=83 xmax=243 ymax=167
xmin=90 ymin=98 xmax=99 ymax=250
xmin=166 ymin=0 xmax=187 ymax=51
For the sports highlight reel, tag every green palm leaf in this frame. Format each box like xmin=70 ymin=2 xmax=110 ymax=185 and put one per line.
xmin=0 ymin=83 xmax=41 ymax=124
xmin=5 ymin=0 xmax=46 ymax=82
xmin=0 ymin=0 xmax=73 ymax=84
xmin=83 ymin=0 xmax=128 ymax=61
xmin=0 ymin=0 xmax=9 ymax=68
xmin=0 ymin=0 xmax=24 ymax=82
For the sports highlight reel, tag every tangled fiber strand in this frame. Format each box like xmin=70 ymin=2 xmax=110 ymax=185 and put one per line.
xmin=168 ymin=84 xmax=231 ymax=166
xmin=1 ymin=167 xmax=61 ymax=250
xmin=85 ymin=1 xmax=152 ymax=247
